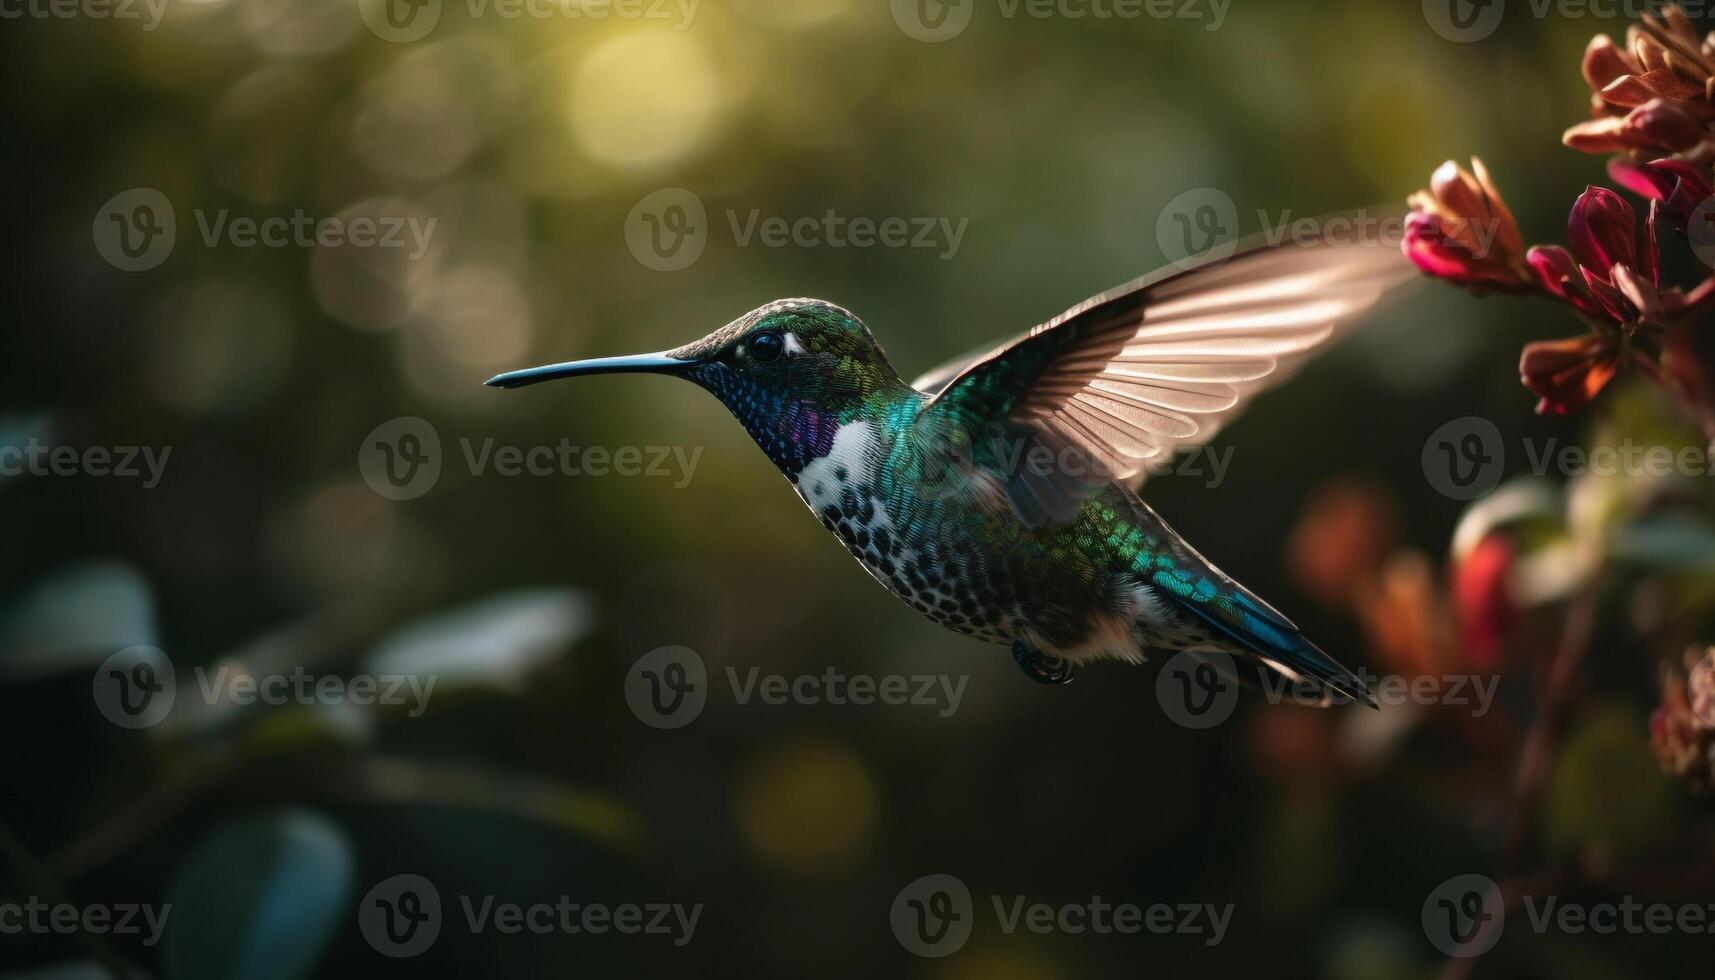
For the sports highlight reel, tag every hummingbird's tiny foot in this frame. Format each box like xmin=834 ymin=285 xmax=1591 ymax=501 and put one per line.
xmin=1012 ymin=641 xmax=1076 ymax=685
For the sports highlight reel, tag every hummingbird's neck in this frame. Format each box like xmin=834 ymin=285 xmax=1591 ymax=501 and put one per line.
xmin=685 ymin=362 xmax=917 ymax=477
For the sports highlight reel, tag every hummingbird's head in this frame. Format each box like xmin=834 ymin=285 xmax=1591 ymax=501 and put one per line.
xmin=487 ymin=298 xmax=905 ymax=474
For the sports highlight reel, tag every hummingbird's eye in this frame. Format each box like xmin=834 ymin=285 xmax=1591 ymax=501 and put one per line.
xmin=747 ymin=331 xmax=785 ymax=363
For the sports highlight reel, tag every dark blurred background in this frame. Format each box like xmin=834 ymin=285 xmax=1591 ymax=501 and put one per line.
xmin=4 ymin=2 xmax=1714 ymax=978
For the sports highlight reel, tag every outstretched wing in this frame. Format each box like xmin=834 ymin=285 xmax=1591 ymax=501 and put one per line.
xmin=915 ymin=235 xmax=1416 ymax=525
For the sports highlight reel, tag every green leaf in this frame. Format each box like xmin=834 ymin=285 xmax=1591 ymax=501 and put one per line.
xmin=363 ymin=588 xmax=591 ymax=697
xmin=0 ymin=561 xmax=156 ymax=681
xmin=346 ymin=755 xmax=642 ymax=851
xmin=1544 ymin=702 xmax=1680 ymax=859
xmin=1609 ymin=516 xmax=1715 ymax=569
xmin=163 ymin=809 xmax=354 ymax=980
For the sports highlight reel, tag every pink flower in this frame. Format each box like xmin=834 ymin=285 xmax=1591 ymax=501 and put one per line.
xmin=1565 ymin=97 xmax=1712 ymax=160
xmin=1404 ymin=158 xmax=1533 ymax=291
xmin=1607 ymin=157 xmax=1714 ymax=234
xmin=1651 ymin=648 xmax=1715 ymax=793
xmin=1451 ymin=534 xmax=1517 ymax=672
xmin=1519 ymin=332 xmax=1623 ymax=416
xmin=1527 ymin=186 xmax=1709 ymax=327
xmin=1566 ymin=9 xmax=1715 ymax=163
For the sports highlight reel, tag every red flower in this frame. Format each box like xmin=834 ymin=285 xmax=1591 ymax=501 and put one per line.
xmin=1651 ymin=648 xmax=1715 ymax=792
xmin=1566 ymin=97 xmax=1714 ymax=160
xmin=1565 ymin=9 xmax=1715 ymax=163
xmin=1286 ymin=478 xmax=1398 ymax=609
xmin=1527 ymin=186 xmax=1709 ymax=328
xmin=1519 ymin=332 xmax=1623 ymax=415
xmin=1607 ymin=157 xmax=1714 ymax=235
xmin=1450 ymin=535 xmax=1517 ymax=672
xmin=1404 ymin=158 xmax=1533 ymax=291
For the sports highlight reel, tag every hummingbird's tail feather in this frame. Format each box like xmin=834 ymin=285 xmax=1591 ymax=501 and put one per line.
xmin=1171 ymin=594 xmax=1377 ymax=709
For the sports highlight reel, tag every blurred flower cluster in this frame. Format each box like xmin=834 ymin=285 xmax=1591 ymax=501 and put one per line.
xmin=1343 ymin=19 xmax=1715 ymax=953
xmin=1275 ymin=388 xmax=1715 ymax=946
xmin=1405 ymin=5 xmax=1715 ymax=436
xmin=1652 ymin=647 xmax=1715 ymax=790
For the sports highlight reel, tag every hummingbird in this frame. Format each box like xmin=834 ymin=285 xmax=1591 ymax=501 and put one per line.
xmin=488 ymin=238 xmax=1412 ymax=705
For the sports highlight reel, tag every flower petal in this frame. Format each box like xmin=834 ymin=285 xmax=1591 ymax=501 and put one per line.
xmin=1642 ymin=200 xmax=1661 ymax=285
xmin=1527 ymin=244 xmax=1606 ymax=321
xmin=1613 ymin=263 xmax=1663 ymax=321
xmin=1583 ymin=34 xmax=1638 ymax=92
xmin=1520 ymin=335 xmax=1620 ymax=415
xmin=1564 ymin=115 xmax=1633 ymax=154
xmin=1570 ymin=185 xmax=1638 ymax=273
xmin=1582 ymin=264 xmax=1636 ymax=322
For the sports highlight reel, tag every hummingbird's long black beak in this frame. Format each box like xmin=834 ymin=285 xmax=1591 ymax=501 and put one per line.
xmin=484 ymin=351 xmax=692 ymax=389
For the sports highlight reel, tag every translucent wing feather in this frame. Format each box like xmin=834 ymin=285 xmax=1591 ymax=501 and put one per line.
xmin=917 ymin=235 xmax=1417 ymax=524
